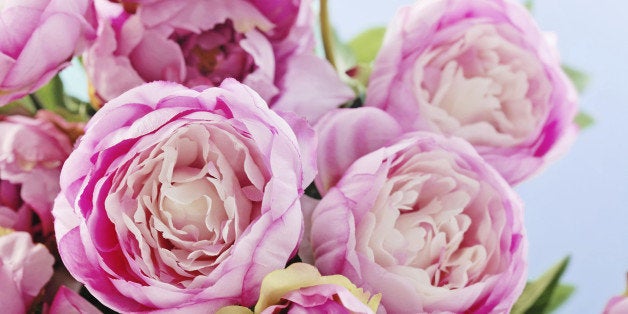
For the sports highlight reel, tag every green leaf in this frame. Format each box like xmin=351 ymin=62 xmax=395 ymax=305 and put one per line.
xmin=511 ymin=256 xmax=572 ymax=314
xmin=545 ymin=284 xmax=576 ymax=313
xmin=34 ymin=75 xmax=66 ymax=110
xmin=574 ymin=111 xmax=594 ymax=129
xmin=562 ymin=65 xmax=590 ymax=93
xmin=0 ymin=98 xmax=34 ymax=116
xmin=0 ymin=73 xmax=93 ymax=122
xmin=524 ymin=0 xmax=535 ymax=11
xmin=348 ymin=27 xmax=386 ymax=64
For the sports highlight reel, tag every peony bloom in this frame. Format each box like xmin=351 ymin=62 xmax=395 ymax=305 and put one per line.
xmin=47 ymin=286 xmax=101 ymax=314
xmin=216 ymin=263 xmax=380 ymax=314
xmin=603 ymin=295 xmax=628 ymax=314
xmin=365 ymin=0 xmax=578 ymax=185
xmin=0 ymin=0 xmax=95 ymax=106
xmin=84 ymin=0 xmax=353 ymax=122
xmin=54 ymin=79 xmax=315 ymax=312
xmin=603 ymin=277 xmax=628 ymax=314
xmin=0 ymin=230 xmax=55 ymax=313
xmin=308 ymin=132 xmax=527 ymax=313
xmin=0 ymin=111 xmax=77 ymax=238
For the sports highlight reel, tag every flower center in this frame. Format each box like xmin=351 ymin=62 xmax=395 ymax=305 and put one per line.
xmin=0 ymin=180 xmax=22 ymax=210
xmin=170 ymin=20 xmax=256 ymax=87
xmin=108 ymin=0 xmax=138 ymax=14
xmin=107 ymin=122 xmax=268 ymax=287
xmin=413 ymin=24 xmax=550 ymax=146
xmin=357 ymin=147 xmax=502 ymax=291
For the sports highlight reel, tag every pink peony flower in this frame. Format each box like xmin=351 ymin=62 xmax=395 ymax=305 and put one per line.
xmin=47 ymin=286 xmax=101 ymax=314
xmin=216 ymin=263 xmax=380 ymax=314
xmin=0 ymin=0 xmax=95 ymax=106
xmin=365 ymin=0 xmax=578 ymax=185
xmin=307 ymin=132 xmax=527 ymax=313
xmin=603 ymin=276 xmax=628 ymax=314
xmin=603 ymin=295 xmax=628 ymax=314
xmin=84 ymin=0 xmax=353 ymax=122
xmin=0 ymin=230 xmax=55 ymax=313
xmin=54 ymin=79 xmax=315 ymax=312
xmin=0 ymin=111 xmax=77 ymax=238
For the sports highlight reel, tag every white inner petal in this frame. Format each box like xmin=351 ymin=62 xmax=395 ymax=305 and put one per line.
xmin=413 ymin=24 xmax=551 ymax=147
xmin=161 ymin=179 xmax=220 ymax=241
xmin=357 ymin=146 xmax=506 ymax=292
xmin=104 ymin=122 xmax=267 ymax=286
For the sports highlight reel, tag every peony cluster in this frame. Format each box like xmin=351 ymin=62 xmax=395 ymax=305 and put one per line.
xmin=0 ymin=0 xmax=585 ymax=312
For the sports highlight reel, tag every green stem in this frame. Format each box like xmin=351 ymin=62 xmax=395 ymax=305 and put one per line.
xmin=320 ymin=0 xmax=337 ymax=70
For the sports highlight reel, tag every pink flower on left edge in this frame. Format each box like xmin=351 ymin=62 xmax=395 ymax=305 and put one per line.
xmin=0 ymin=0 xmax=96 ymax=106
xmin=0 ymin=230 xmax=55 ymax=313
xmin=54 ymin=79 xmax=315 ymax=312
xmin=365 ymin=0 xmax=578 ymax=185
xmin=84 ymin=0 xmax=353 ymax=122
xmin=0 ymin=111 xmax=78 ymax=238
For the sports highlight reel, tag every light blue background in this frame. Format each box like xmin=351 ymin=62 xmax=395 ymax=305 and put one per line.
xmin=328 ymin=0 xmax=628 ymax=313
xmin=60 ymin=1 xmax=628 ymax=312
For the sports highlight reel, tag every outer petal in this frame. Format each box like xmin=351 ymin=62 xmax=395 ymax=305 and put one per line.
xmin=314 ymin=107 xmax=403 ymax=194
xmin=0 ymin=0 xmax=95 ymax=105
xmin=272 ymin=54 xmax=355 ymax=123
xmin=0 ymin=231 xmax=55 ymax=311
xmin=48 ymin=286 xmax=102 ymax=314
xmin=604 ymin=295 xmax=628 ymax=314
xmin=0 ymin=112 xmax=74 ymax=236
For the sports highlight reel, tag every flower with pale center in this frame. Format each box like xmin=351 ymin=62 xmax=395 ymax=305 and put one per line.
xmin=308 ymin=132 xmax=526 ymax=313
xmin=365 ymin=0 xmax=578 ymax=185
xmin=54 ymin=79 xmax=315 ymax=312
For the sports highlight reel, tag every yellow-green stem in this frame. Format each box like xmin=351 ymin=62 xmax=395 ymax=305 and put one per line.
xmin=319 ymin=0 xmax=337 ymax=70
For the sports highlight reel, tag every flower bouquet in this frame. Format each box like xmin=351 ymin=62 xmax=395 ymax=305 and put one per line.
xmin=0 ymin=0 xmax=623 ymax=313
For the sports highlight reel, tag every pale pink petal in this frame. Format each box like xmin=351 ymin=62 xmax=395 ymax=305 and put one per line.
xmin=314 ymin=107 xmax=403 ymax=194
xmin=273 ymin=54 xmax=355 ymax=123
xmin=48 ymin=286 xmax=102 ymax=314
